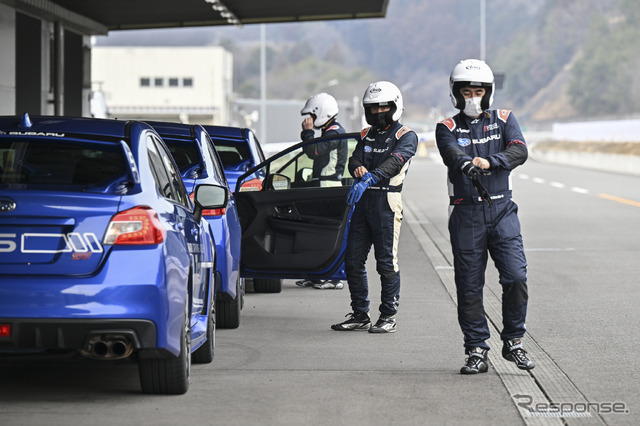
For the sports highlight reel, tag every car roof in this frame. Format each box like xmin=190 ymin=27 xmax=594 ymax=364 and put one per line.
xmin=201 ymin=125 xmax=248 ymax=141
xmin=0 ymin=114 xmax=130 ymax=139
xmin=145 ymin=121 xmax=199 ymax=139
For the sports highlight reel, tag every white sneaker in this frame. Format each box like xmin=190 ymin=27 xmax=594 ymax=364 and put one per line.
xmin=313 ymin=280 xmax=344 ymax=290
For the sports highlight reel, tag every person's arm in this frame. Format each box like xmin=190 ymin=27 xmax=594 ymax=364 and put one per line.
xmin=485 ymin=112 xmax=528 ymax=170
xmin=369 ymin=128 xmax=418 ymax=182
xmin=435 ymin=120 xmax=471 ymax=173
xmin=348 ymin=138 xmax=366 ymax=177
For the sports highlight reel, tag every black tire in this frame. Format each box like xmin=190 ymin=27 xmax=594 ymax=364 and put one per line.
xmin=253 ymin=278 xmax=282 ymax=293
xmin=216 ymin=276 xmax=241 ymax=329
xmin=139 ymin=301 xmax=191 ymax=394
xmin=193 ymin=286 xmax=215 ymax=363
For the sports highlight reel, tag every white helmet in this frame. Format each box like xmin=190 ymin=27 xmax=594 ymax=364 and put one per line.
xmin=449 ymin=59 xmax=495 ymax=110
xmin=301 ymin=93 xmax=339 ymax=128
xmin=362 ymin=81 xmax=403 ymax=127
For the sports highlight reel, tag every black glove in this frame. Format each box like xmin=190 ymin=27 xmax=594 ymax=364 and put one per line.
xmin=461 ymin=161 xmax=484 ymax=180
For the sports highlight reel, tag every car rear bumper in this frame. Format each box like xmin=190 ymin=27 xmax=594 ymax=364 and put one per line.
xmin=0 ymin=318 xmax=156 ymax=355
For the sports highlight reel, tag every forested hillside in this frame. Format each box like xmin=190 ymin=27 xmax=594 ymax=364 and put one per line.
xmin=96 ymin=0 xmax=640 ymax=127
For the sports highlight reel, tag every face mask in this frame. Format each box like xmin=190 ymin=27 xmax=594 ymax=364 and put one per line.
xmin=462 ymin=97 xmax=483 ymax=117
xmin=368 ymin=112 xmax=390 ymax=128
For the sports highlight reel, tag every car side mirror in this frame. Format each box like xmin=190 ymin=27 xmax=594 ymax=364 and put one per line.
xmin=193 ymin=184 xmax=228 ymax=222
xmin=264 ymin=173 xmax=291 ymax=191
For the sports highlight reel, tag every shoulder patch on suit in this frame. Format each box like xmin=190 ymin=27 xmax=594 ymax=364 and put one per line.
xmin=440 ymin=118 xmax=456 ymax=132
xmin=498 ymin=109 xmax=511 ymax=123
xmin=360 ymin=126 xmax=372 ymax=139
xmin=395 ymin=126 xmax=412 ymax=139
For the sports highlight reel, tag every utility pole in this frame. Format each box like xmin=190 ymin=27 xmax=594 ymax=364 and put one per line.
xmin=260 ymin=24 xmax=267 ymax=142
xmin=480 ymin=0 xmax=486 ymax=61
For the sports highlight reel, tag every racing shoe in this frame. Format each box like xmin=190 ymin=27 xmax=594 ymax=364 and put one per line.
xmin=368 ymin=314 xmax=396 ymax=333
xmin=295 ymin=279 xmax=321 ymax=288
xmin=313 ymin=280 xmax=344 ymax=290
xmin=502 ymin=338 xmax=535 ymax=370
xmin=460 ymin=347 xmax=489 ymax=374
xmin=331 ymin=312 xmax=371 ymax=331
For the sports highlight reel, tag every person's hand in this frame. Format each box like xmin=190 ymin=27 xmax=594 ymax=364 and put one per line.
xmin=346 ymin=173 xmax=377 ymax=206
xmin=472 ymin=157 xmax=490 ymax=170
xmin=302 ymin=116 xmax=314 ymax=130
xmin=353 ymin=166 xmax=368 ymax=179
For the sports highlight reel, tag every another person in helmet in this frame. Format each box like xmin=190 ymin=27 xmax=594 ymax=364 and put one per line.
xmin=331 ymin=81 xmax=418 ymax=333
xmin=295 ymin=92 xmax=348 ymax=290
xmin=435 ymin=59 xmax=534 ymax=374
xmin=300 ymin=93 xmax=348 ymax=188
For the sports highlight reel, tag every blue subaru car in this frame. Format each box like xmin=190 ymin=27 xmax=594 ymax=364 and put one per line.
xmin=201 ymin=125 xmax=266 ymax=195
xmin=147 ymin=121 xmax=243 ymax=329
xmin=202 ymin=125 xmax=286 ymax=293
xmin=0 ymin=114 xmax=227 ymax=394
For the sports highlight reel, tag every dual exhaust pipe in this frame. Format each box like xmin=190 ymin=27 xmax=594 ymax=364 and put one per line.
xmin=81 ymin=333 xmax=134 ymax=360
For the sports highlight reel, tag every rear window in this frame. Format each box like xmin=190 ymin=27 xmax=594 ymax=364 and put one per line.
xmin=211 ymin=141 xmax=250 ymax=167
xmin=0 ymin=139 xmax=129 ymax=193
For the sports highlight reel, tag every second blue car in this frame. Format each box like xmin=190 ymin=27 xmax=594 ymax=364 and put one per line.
xmin=147 ymin=121 xmax=244 ymax=329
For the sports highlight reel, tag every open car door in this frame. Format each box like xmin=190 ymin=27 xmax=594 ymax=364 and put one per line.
xmin=234 ymin=133 xmax=359 ymax=281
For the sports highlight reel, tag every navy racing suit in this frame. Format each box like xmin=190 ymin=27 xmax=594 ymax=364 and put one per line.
xmin=301 ymin=118 xmax=347 ymax=187
xmin=346 ymin=121 xmax=418 ymax=316
xmin=435 ymin=109 xmax=529 ymax=352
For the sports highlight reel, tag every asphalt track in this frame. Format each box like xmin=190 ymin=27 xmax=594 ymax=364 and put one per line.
xmin=1 ymin=153 xmax=638 ymax=426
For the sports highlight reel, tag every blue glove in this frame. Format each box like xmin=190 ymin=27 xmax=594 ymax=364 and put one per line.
xmin=346 ymin=172 xmax=377 ymax=206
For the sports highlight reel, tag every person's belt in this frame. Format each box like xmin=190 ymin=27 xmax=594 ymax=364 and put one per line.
xmin=369 ymin=184 xmax=402 ymax=192
xmin=450 ymin=190 xmax=511 ymax=205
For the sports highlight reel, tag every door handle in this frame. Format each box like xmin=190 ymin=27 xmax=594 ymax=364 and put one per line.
xmin=275 ymin=205 xmax=292 ymax=214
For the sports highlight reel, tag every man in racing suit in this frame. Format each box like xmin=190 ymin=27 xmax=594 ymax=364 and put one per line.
xmin=435 ymin=59 xmax=535 ymax=373
xmin=300 ymin=93 xmax=348 ymax=188
xmin=296 ymin=93 xmax=348 ymax=290
xmin=331 ymin=81 xmax=418 ymax=333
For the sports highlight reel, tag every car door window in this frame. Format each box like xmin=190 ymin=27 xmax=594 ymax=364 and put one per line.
xmin=248 ymin=132 xmax=265 ymax=163
xmin=239 ymin=135 xmax=358 ymax=191
xmin=203 ymin=134 xmax=229 ymax=186
xmin=147 ymin=134 xmax=189 ymax=207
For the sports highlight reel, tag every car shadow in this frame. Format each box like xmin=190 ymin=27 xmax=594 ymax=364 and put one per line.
xmin=0 ymin=353 xmax=142 ymax=396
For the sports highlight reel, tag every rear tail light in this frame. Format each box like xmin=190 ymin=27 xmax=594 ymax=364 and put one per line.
xmin=103 ymin=206 xmax=166 ymax=245
xmin=0 ymin=324 xmax=10 ymax=338
xmin=238 ymin=178 xmax=263 ymax=192
xmin=189 ymin=192 xmax=226 ymax=217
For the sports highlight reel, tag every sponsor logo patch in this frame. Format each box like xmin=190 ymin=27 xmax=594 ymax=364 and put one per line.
xmin=457 ymin=138 xmax=471 ymax=147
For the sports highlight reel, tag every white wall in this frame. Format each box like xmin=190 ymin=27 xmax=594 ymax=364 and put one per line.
xmin=552 ymin=119 xmax=640 ymax=142
xmin=0 ymin=4 xmax=15 ymax=114
xmin=91 ymin=46 xmax=232 ymax=124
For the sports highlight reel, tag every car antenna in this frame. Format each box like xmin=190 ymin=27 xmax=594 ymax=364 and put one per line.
xmin=19 ymin=112 xmax=32 ymax=128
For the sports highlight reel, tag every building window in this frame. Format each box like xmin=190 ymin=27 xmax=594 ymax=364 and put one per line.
xmin=140 ymin=77 xmax=150 ymax=87
xmin=169 ymin=78 xmax=179 ymax=87
xmin=183 ymin=78 xmax=193 ymax=87
xmin=154 ymin=78 xmax=164 ymax=87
